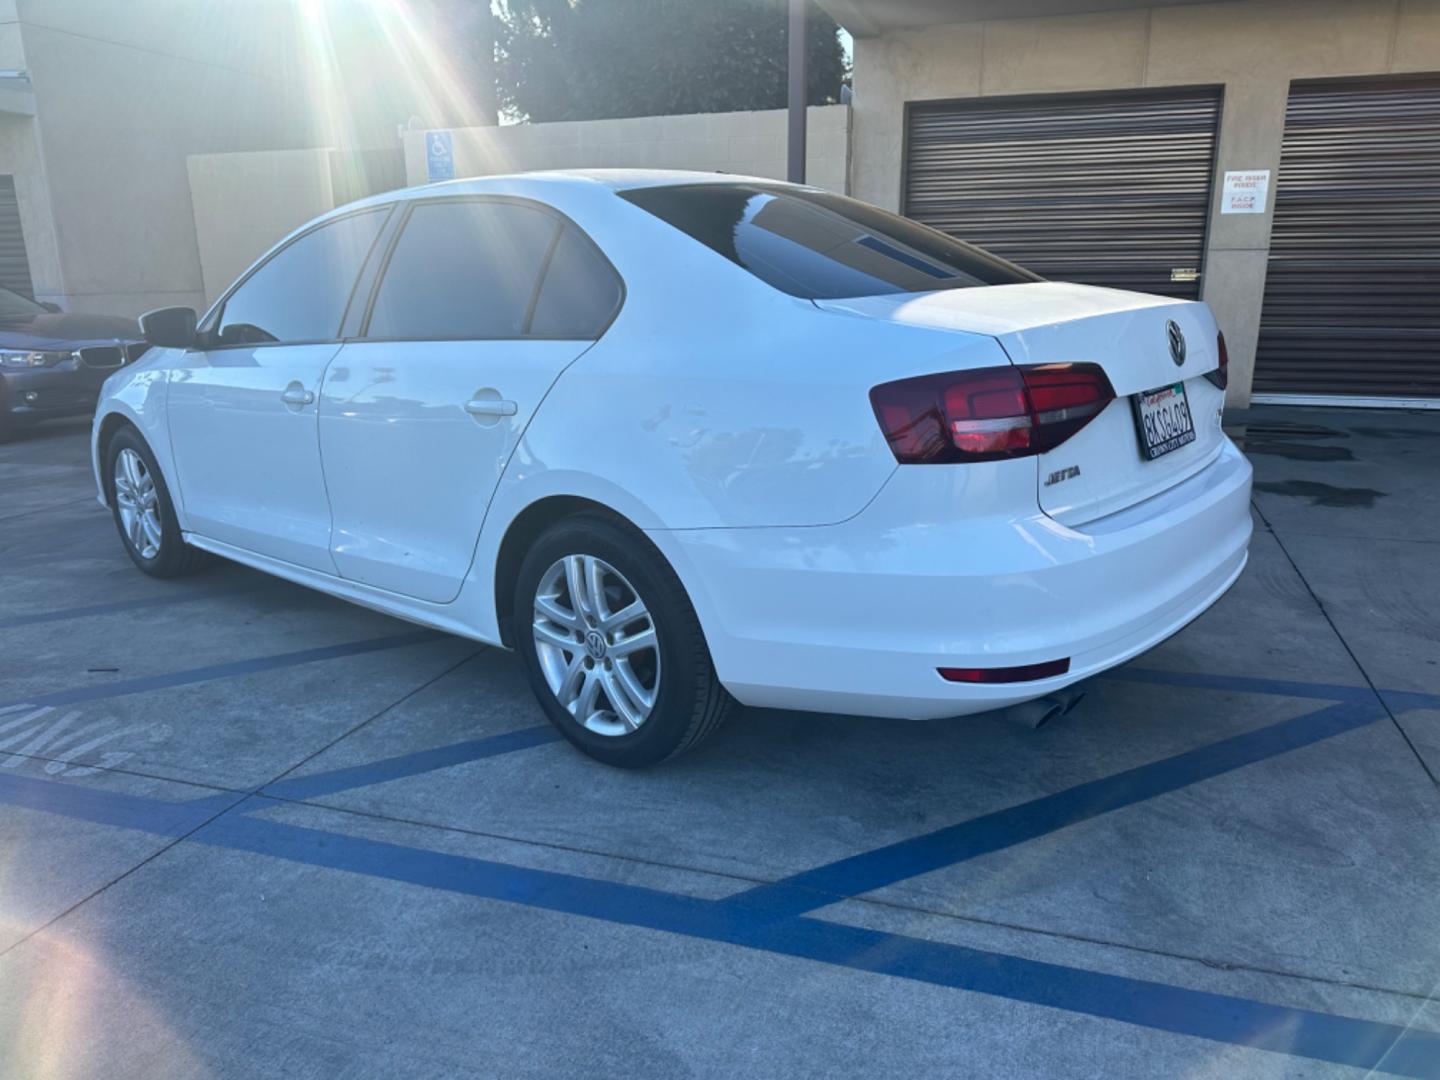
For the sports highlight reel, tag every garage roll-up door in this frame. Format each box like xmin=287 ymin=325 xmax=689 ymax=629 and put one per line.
xmin=0 ymin=176 xmax=35 ymax=299
xmin=1253 ymin=79 xmax=1440 ymax=401
xmin=903 ymin=87 xmax=1220 ymax=300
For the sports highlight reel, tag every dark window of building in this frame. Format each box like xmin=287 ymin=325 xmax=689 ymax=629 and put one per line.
xmin=366 ymin=200 xmax=559 ymax=340
xmin=620 ymin=182 xmax=1038 ymax=300
xmin=215 ymin=208 xmax=389 ymax=346
xmin=529 ymin=225 xmax=623 ymax=338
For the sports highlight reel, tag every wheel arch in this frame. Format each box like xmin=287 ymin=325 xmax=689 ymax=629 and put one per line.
xmin=493 ymin=495 xmax=652 ymax=647
xmin=94 ymin=409 xmax=141 ymax=506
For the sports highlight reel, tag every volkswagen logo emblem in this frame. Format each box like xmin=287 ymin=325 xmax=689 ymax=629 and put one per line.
xmin=584 ymin=629 xmax=607 ymax=660
xmin=1166 ymin=320 xmax=1187 ymax=367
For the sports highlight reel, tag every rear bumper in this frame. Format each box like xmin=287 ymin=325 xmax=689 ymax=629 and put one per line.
xmin=650 ymin=438 xmax=1254 ymax=720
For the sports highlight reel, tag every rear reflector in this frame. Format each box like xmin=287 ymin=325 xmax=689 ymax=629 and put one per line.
xmin=1205 ymin=331 xmax=1229 ymax=390
xmin=939 ymin=658 xmax=1071 ymax=683
xmin=871 ymin=363 xmax=1115 ymax=464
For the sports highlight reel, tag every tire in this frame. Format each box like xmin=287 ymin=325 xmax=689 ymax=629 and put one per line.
xmin=106 ymin=425 xmax=209 ymax=578
xmin=513 ymin=513 xmax=733 ymax=767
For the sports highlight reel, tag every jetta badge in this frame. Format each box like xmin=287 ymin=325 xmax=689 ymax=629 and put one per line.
xmin=1167 ymin=320 xmax=1187 ymax=367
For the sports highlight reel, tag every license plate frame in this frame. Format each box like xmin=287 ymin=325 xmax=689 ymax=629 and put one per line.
xmin=1130 ymin=381 xmax=1197 ymax=461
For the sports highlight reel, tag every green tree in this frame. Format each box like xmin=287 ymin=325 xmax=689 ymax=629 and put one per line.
xmin=494 ymin=0 xmax=848 ymax=123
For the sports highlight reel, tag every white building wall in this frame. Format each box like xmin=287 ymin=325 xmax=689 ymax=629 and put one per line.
xmin=403 ymin=105 xmax=851 ymax=194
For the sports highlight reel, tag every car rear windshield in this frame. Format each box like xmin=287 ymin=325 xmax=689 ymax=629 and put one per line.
xmin=619 ymin=182 xmax=1039 ymax=300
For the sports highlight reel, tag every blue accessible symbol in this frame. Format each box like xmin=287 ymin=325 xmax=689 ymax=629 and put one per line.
xmin=426 ymin=130 xmax=454 ymax=182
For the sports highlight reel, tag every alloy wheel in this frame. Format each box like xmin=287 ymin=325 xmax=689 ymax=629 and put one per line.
xmin=532 ymin=554 xmax=660 ymax=736
xmin=114 ymin=447 xmax=162 ymax=560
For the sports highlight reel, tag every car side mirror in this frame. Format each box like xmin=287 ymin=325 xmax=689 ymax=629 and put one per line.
xmin=140 ymin=306 xmax=198 ymax=349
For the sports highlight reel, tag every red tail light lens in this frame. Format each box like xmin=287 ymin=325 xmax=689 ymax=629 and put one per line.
xmin=1205 ymin=332 xmax=1229 ymax=390
xmin=870 ymin=363 xmax=1115 ymax=464
xmin=939 ymin=658 xmax=1071 ymax=683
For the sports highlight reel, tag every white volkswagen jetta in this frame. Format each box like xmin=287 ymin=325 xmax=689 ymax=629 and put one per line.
xmin=94 ymin=170 xmax=1252 ymax=767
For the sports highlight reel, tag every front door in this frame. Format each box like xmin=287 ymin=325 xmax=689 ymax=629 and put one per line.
xmin=167 ymin=206 xmax=391 ymax=571
xmin=318 ymin=197 xmax=623 ymax=602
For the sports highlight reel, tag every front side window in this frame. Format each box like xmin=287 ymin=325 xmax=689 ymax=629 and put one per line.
xmin=620 ymin=183 xmax=1039 ymax=300
xmin=214 ymin=207 xmax=389 ymax=346
xmin=365 ymin=200 xmax=560 ymax=341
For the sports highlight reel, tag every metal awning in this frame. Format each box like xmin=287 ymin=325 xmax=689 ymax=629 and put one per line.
xmin=0 ymin=70 xmax=35 ymax=117
xmin=816 ymin=0 xmax=1216 ymax=38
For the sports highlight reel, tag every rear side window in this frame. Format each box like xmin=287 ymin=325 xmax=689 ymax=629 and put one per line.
xmin=620 ymin=183 xmax=1039 ymax=300
xmin=215 ymin=207 xmax=388 ymax=346
xmin=529 ymin=225 xmax=623 ymax=338
xmin=366 ymin=200 xmax=559 ymax=340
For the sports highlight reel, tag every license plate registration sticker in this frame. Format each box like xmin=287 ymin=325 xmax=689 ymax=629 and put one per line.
xmin=1131 ymin=382 xmax=1196 ymax=461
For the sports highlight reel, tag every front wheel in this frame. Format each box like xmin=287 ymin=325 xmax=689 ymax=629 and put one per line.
xmin=106 ymin=426 xmax=209 ymax=578
xmin=514 ymin=515 xmax=733 ymax=767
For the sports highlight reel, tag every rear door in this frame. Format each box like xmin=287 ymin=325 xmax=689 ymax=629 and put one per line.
xmin=167 ymin=206 xmax=390 ymax=570
xmin=318 ymin=197 xmax=622 ymax=603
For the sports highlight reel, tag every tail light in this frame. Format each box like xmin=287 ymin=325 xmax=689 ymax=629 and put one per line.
xmin=939 ymin=658 xmax=1070 ymax=683
xmin=1205 ymin=332 xmax=1229 ymax=390
xmin=869 ymin=363 xmax=1115 ymax=464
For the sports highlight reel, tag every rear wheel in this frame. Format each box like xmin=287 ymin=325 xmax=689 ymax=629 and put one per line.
xmin=514 ymin=514 xmax=733 ymax=767
xmin=106 ymin=426 xmax=209 ymax=578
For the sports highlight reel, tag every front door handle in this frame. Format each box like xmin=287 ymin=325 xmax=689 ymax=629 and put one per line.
xmin=464 ymin=397 xmax=518 ymax=418
xmin=281 ymin=383 xmax=315 ymax=407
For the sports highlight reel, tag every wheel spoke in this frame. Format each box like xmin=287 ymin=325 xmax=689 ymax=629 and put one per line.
xmin=601 ymin=669 xmax=643 ymax=730
xmin=564 ymin=555 xmax=591 ymax=622
xmin=534 ymin=593 xmax=579 ymax=630
xmin=600 ymin=599 xmax=644 ymax=632
xmin=533 ymin=619 xmax=577 ymax=652
xmin=127 ymin=510 xmax=144 ymax=549
xmin=584 ymin=556 xmax=608 ymax=622
xmin=575 ymin=668 xmax=602 ymax=721
xmin=609 ymin=627 xmax=656 ymax=658
xmin=611 ymin=658 xmax=655 ymax=712
xmin=556 ymin=654 xmax=586 ymax=705
xmin=140 ymin=512 xmax=162 ymax=550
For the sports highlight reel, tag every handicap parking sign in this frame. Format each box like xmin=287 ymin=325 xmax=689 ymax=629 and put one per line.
xmin=426 ymin=130 xmax=454 ymax=182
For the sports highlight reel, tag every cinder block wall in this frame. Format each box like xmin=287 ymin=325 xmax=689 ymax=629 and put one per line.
xmin=848 ymin=0 xmax=1440 ymax=406
xmin=403 ymin=105 xmax=852 ymax=195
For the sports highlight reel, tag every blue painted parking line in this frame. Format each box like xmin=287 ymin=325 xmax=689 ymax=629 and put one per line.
xmin=1111 ymin=667 xmax=1440 ymax=712
xmin=0 ymin=770 xmax=241 ymax=835
xmin=725 ymin=700 xmax=1385 ymax=920
xmin=3 ymin=772 xmax=1437 ymax=1077
xmin=0 ymin=629 xmax=442 ymax=711
xmin=257 ymin=724 xmax=560 ymax=803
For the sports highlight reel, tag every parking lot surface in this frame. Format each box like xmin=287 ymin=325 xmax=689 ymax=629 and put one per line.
xmin=2 ymin=407 xmax=1438 ymax=1079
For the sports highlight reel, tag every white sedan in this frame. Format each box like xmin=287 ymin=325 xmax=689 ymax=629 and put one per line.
xmin=93 ymin=170 xmax=1252 ymax=767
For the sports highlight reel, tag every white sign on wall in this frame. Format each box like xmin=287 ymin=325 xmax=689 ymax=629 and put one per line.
xmin=1221 ymin=170 xmax=1270 ymax=214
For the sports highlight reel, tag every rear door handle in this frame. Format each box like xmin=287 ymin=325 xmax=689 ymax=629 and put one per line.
xmin=464 ymin=398 xmax=518 ymax=418
xmin=281 ymin=384 xmax=315 ymax=406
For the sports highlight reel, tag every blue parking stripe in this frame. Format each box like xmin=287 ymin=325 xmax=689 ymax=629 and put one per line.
xmin=0 ymin=630 xmax=442 ymax=710
xmin=1109 ymin=666 xmax=1379 ymax=703
xmin=724 ymin=700 xmax=1384 ymax=920
xmin=0 ymin=770 xmax=238 ymax=835
xmin=4 ymin=773 xmax=1437 ymax=1077
xmin=258 ymin=725 xmax=560 ymax=803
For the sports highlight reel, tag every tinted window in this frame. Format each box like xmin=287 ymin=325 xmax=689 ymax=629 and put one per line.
xmin=529 ymin=225 xmax=622 ymax=338
xmin=620 ymin=183 xmax=1039 ymax=300
xmin=366 ymin=200 xmax=559 ymax=340
xmin=215 ymin=208 xmax=388 ymax=346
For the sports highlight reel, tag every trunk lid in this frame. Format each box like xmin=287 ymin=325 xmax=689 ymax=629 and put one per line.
xmin=818 ymin=282 xmax=1228 ymax=525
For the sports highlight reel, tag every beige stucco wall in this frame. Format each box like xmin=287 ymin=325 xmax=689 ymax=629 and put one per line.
xmin=187 ymin=149 xmax=341 ymax=310
xmin=402 ymin=105 xmax=852 ymax=194
xmin=849 ymin=0 xmax=1440 ymax=405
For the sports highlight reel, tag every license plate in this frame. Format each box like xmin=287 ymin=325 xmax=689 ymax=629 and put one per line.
xmin=1130 ymin=381 xmax=1196 ymax=461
